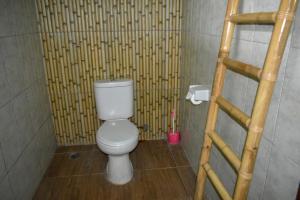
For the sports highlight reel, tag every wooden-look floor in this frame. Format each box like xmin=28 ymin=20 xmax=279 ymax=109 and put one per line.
xmin=34 ymin=140 xmax=196 ymax=200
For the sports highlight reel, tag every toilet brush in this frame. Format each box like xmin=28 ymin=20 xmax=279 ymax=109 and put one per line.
xmin=167 ymin=109 xmax=180 ymax=144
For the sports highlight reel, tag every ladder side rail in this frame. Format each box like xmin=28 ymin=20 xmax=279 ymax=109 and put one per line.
xmin=233 ymin=1 xmax=298 ymax=199
xmin=194 ymin=0 xmax=240 ymax=199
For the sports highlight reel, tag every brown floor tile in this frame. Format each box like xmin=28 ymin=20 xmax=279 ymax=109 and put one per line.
xmin=130 ymin=140 xmax=176 ymax=170
xmin=134 ymin=168 xmax=189 ymax=200
xmin=176 ymin=167 xmax=196 ymax=197
xmin=90 ymin=148 xmax=107 ymax=174
xmin=36 ymin=140 xmax=195 ymax=199
xmin=35 ymin=169 xmax=190 ymax=200
xmin=56 ymin=145 xmax=96 ymax=153
xmin=34 ymin=176 xmax=72 ymax=200
xmin=168 ymin=144 xmax=190 ymax=167
xmin=46 ymin=151 xmax=93 ymax=177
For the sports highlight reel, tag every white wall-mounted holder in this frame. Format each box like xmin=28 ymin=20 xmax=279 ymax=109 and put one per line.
xmin=185 ymin=85 xmax=210 ymax=105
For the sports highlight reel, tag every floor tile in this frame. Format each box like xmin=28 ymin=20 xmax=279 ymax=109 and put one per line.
xmin=89 ymin=148 xmax=107 ymax=174
xmin=130 ymin=140 xmax=176 ymax=170
xmin=56 ymin=145 xmax=96 ymax=153
xmin=35 ymin=169 xmax=189 ymax=200
xmin=168 ymin=144 xmax=190 ymax=167
xmin=46 ymin=151 xmax=93 ymax=177
xmin=34 ymin=140 xmax=196 ymax=199
xmin=33 ymin=176 xmax=72 ymax=199
xmin=176 ymin=167 xmax=196 ymax=197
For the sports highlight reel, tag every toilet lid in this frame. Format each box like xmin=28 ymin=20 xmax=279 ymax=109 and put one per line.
xmin=97 ymin=120 xmax=139 ymax=147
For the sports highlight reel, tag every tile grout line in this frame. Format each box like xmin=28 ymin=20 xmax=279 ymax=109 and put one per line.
xmin=167 ymin=144 xmax=193 ymax=197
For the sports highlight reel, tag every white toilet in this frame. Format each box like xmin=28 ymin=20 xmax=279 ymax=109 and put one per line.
xmin=94 ymin=79 xmax=139 ymax=185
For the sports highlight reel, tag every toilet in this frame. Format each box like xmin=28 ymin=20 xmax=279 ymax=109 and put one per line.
xmin=94 ymin=79 xmax=139 ymax=185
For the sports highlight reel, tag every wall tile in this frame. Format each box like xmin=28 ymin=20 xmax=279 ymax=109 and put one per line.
xmin=12 ymin=90 xmax=31 ymax=122
xmin=274 ymin=77 xmax=300 ymax=164
xmin=0 ymin=175 xmax=15 ymax=200
xmin=4 ymin=53 xmax=27 ymax=96
xmin=0 ymin=146 xmax=7 ymax=180
xmin=0 ymin=59 xmax=12 ymax=108
xmin=255 ymin=138 xmax=272 ymax=171
xmin=0 ymin=0 xmax=56 ymax=198
xmin=27 ymin=82 xmax=51 ymax=133
xmin=210 ymin=0 xmax=227 ymax=37
xmin=291 ymin=10 xmax=300 ymax=48
xmin=254 ymin=0 xmax=280 ymax=12
xmin=252 ymin=0 xmax=280 ymax=44
xmin=234 ymin=0 xmax=255 ymax=41
xmin=199 ymin=0 xmax=214 ymax=35
xmin=0 ymin=36 xmax=20 ymax=58
xmin=285 ymin=47 xmax=300 ymax=79
xmin=8 ymin=134 xmax=42 ymax=200
xmin=36 ymin=118 xmax=56 ymax=175
xmin=1 ymin=116 xmax=33 ymax=170
xmin=0 ymin=103 xmax=15 ymax=141
xmin=253 ymin=25 xmax=273 ymax=44
xmin=0 ymin=0 xmax=14 ymax=37
xmin=248 ymin=164 xmax=268 ymax=200
xmin=263 ymin=148 xmax=300 ymax=200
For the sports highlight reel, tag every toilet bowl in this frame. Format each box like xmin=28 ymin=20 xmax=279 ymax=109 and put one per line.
xmin=96 ymin=119 xmax=138 ymax=184
xmin=94 ymin=79 xmax=139 ymax=185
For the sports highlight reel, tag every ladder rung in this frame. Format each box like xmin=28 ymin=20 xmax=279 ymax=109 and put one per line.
xmin=230 ymin=12 xmax=277 ymax=24
xmin=216 ymin=96 xmax=251 ymax=129
xmin=208 ymin=131 xmax=241 ymax=172
xmin=223 ymin=57 xmax=262 ymax=82
xmin=203 ymin=163 xmax=233 ymax=200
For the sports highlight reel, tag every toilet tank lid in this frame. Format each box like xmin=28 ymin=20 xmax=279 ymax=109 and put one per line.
xmin=94 ymin=79 xmax=133 ymax=88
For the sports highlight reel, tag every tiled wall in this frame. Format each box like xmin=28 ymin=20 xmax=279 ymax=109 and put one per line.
xmin=180 ymin=0 xmax=300 ymax=199
xmin=0 ymin=0 xmax=56 ymax=199
xmin=36 ymin=0 xmax=182 ymax=144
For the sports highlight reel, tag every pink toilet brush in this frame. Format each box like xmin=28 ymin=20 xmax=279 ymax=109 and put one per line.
xmin=167 ymin=109 xmax=180 ymax=144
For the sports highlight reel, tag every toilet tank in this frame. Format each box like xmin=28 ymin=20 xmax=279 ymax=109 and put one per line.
xmin=94 ymin=79 xmax=133 ymax=120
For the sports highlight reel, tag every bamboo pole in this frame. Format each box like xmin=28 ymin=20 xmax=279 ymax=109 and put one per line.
xmin=204 ymin=163 xmax=232 ymax=200
xmin=208 ymin=131 xmax=241 ymax=172
xmin=223 ymin=57 xmax=262 ymax=82
xmin=194 ymin=1 xmax=240 ymax=199
xmin=216 ymin=96 xmax=251 ymax=130
xmin=230 ymin=12 xmax=277 ymax=24
xmin=233 ymin=0 xmax=298 ymax=199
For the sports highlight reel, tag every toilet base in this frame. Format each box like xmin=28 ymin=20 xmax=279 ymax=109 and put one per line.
xmin=106 ymin=154 xmax=133 ymax=185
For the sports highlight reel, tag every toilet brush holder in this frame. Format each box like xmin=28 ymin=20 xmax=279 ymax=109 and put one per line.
xmin=167 ymin=131 xmax=180 ymax=145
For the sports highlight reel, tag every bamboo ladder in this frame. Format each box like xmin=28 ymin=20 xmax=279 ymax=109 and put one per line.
xmin=194 ymin=0 xmax=298 ymax=200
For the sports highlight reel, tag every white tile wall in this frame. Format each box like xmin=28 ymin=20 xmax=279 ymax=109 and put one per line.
xmin=0 ymin=0 xmax=57 ymax=199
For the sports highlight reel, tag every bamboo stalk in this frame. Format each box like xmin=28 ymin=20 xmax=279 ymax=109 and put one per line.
xmin=230 ymin=12 xmax=277 ymax=24
xmin=204 ymin=163 xmax=232 ymax=200
xmin=216 ymin=96 xmax=251 ymax=130
xmin=223 ymin=57 xmax=262 ymax=82
xmin=208 ymin=131 xmax=241 ymax=172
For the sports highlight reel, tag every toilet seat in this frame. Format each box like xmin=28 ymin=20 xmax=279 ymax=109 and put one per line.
xmin=96 ymin=119 xmax=138 ymax=147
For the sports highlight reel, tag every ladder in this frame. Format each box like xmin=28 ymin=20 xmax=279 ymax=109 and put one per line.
xmin=194 ymin=0 xmax=298 ymax=200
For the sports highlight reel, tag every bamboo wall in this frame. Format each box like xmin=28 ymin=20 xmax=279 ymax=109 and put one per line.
xmin=36 ymin=0 xmax=182 ymax=145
